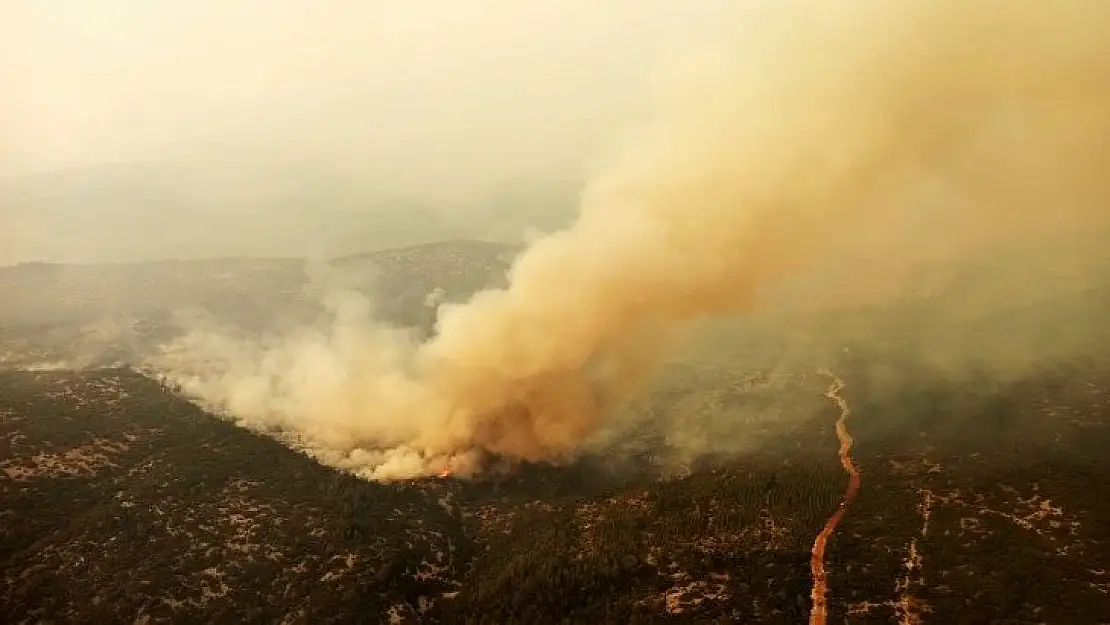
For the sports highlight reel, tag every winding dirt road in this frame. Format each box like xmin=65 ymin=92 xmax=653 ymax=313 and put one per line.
xmin=809 ymin=368 xmax=861 ymax=625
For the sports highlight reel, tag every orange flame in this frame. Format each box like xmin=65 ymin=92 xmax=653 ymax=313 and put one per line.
xmin=438 ymin=455 xmax=455 ymax=478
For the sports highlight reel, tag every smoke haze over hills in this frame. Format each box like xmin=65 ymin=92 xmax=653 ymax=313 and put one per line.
xmin=137 ymin=0 xmax=1110 ymax=480
xmin=1 ymin=1 xmax=730 ymax=265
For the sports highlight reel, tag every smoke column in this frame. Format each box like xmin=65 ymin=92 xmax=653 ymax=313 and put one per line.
xmin=158 ymin=0 xmax=1110 ymax=479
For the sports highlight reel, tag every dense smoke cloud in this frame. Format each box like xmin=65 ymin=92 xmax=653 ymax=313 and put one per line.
xmin=155 ymin=0 xmax=1110 ymax=479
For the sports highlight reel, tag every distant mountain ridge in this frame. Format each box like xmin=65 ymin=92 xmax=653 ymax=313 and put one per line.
xmin=0 ymin=162 xmax=578 ymax=265
xmin=0 ymin=239 xmax=520 ymax=369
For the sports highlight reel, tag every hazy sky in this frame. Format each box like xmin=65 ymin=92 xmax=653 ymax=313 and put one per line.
xmin=1 ymin=1 xmax=728 ymax=199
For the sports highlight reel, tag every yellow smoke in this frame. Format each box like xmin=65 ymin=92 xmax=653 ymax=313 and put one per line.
xmin=159 ymin=0 xmax=1110 ymax=479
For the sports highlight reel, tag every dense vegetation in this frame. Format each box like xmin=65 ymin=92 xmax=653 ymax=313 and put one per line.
xmin=3 ymin=241 xmax=1110 ymax=622
xmin=0 ymin=369 xmax=465 ymax=623
xmin=3 ymin=356 xmax=1109 ymax=623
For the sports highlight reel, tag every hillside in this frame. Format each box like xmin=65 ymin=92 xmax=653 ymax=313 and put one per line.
xmin=0 ymin=368 xmax=465 ymax=624
xmin=3 ymin=357 xmax=1110 ymax=622
xmin=0 ymin=240 xmax=519 ymax=369
xmin=2 ymin=240 xmax=1109 ymax=622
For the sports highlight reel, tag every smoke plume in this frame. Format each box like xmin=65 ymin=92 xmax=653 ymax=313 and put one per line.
xmin=155 ymin=0 xmax=1110 ymax=480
